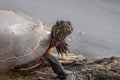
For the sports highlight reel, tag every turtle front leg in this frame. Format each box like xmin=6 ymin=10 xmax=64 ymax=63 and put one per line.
xmin=41 ymin=48 xmax=67 ymax=77
xmin=47 ymin=38 xmax=70 ymax=57
xmin=40 ymin=39 xmax=69 ymax=77
xmin=56 ymin=40 xmax=70 ymax=57
xmin=43 ymin=53 xmax=67 ymax=77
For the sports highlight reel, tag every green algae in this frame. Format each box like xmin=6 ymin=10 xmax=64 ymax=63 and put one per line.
xmin=6 ymin=72 xmax=32 ymax=80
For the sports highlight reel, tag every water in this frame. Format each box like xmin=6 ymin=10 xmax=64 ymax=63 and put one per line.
xmin=0 ymin=0 xmax=120 ymax=59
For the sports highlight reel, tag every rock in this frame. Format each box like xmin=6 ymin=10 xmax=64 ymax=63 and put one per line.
xmin=0 ymin=54 xmax=120 ymax=80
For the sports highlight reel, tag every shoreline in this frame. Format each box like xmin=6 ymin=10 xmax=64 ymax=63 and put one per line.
xmin=0 ymin=54 xmax=120 ymax=80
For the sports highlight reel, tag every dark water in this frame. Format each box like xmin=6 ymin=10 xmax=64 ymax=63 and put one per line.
xmin=0 ymin=0 xmax=120 ymax=59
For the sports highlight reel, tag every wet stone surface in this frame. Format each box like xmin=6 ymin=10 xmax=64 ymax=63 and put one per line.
xmin=0 ymin=55 xmax=120 ymax=80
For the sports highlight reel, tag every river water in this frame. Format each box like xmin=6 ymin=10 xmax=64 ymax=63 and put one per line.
xmin=0 ymin=0 xmax=120 ymax=59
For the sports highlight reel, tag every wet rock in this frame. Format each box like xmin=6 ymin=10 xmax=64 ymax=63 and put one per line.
xmin=1 ymin=55 xmax=120 ymax=80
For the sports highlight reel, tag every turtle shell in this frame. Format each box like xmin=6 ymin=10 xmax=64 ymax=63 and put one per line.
xmin=0 ymin=9 xmax=51 ymax=71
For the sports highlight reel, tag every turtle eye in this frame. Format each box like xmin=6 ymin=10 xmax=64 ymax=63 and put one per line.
xmin=56 ymin=20 xmax=59 ymax=26
xmin=60 ymin=20 xmax=64 ymax=24
xmin=67 ymin=21 xmax=71 ymax=26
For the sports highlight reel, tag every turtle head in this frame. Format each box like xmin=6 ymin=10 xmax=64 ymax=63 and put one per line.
xmin=51 ymin=20 xmax=73 ymax=42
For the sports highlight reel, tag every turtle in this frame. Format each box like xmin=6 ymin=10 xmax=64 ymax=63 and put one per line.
xmin=0 ymin=9 xmax=73 ymax=77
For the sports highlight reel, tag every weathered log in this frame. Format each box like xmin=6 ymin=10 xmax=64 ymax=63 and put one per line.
xmin=32 ymin=54 xmax=120 ymax=80
xmin=52 ymin=53 xmax=86 ymax=64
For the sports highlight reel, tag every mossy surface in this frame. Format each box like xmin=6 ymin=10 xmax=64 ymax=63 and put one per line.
xmin=9 ymin=72 xmax=32 ymax=80
xmin=0 ymin=72 xmax=33 ymax=80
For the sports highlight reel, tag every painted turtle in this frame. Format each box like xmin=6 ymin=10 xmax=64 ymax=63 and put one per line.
xmin=0 ymin=9 xmax=73 ymax=76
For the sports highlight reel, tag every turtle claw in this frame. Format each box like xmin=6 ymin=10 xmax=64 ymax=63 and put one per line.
xmin=56 ymin=40 xmax=69 ymax=57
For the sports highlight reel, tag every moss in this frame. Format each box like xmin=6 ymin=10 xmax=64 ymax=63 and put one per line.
xmin=9 ymin=72 xmax=32 ymax=80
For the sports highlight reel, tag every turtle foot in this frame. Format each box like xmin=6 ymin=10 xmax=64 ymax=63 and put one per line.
xmin=56 ymin=40 xmax=69 ymax=57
